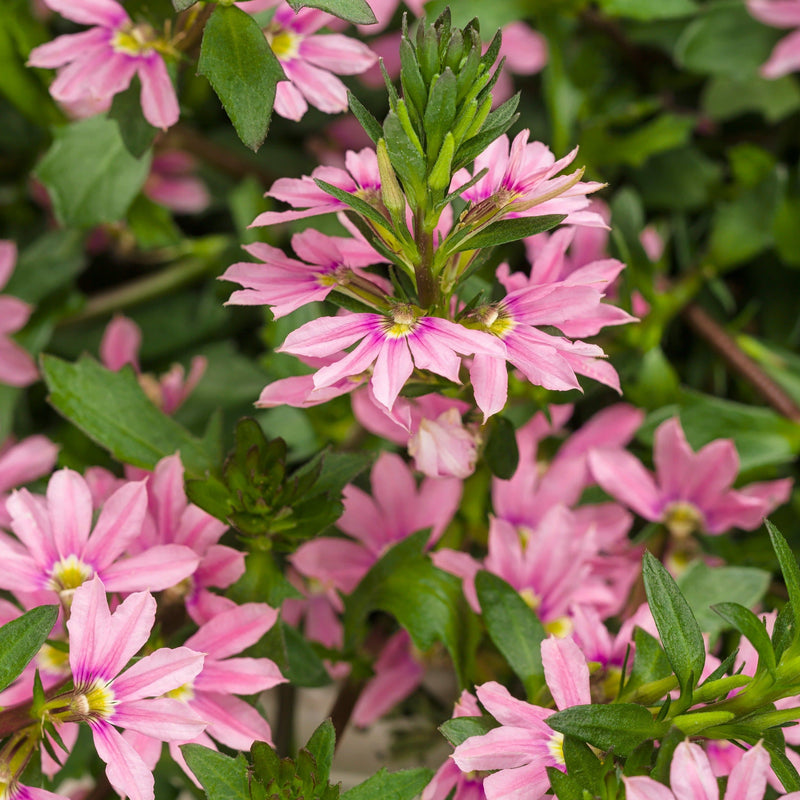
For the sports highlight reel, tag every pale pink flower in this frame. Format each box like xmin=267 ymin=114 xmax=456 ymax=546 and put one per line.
xmin=0 ymin=435 xmax=58 ymax=527
xmin=0 ymin=468 xmax=199 ymax=604
xmin=61 ymin=576 xmax=205 ymax=800
xmin=221 ymin=228 xmax=387 ymax=319
xmin=0 ymin=241 xmax=38 ymax=388
xmin=452 ymin=130 xmax=606 ymax=229
xmin=238 ymin=1 xmax=376 ymax=121
xmin=252 ymin=147 xmax=380 ymax=227
xmin=143 ymin=151 xmax=210 ymax=214
xmin=100 ymin=315 xmax=206 ymax=414
xmin=748 ymin=1 xmax=800 ymax=78
xmin=27 ymin=0 xmax=179 ymax=128
xmin=408 ymin=407 xmax=480 ymax=479
xmin=278 ymin=307 xmax=506 ymax=416
xmin=589 ymin=416 xmax=793 ymax=537
xmin=453 ymin=637 xmax=591 ymax=800
xmin=624 ymin=740 xmax=800 ymax=800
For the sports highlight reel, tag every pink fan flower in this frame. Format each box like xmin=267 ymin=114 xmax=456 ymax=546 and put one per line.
xmin=747 ymin=1 xmax=800 ymax=78
xmin=408 ymin=407 xmax=480 ymax=479
xmin=0 ymin=468 xmax=199 ymax=606
xmin=588 ymin=416 xmax=793 ymax=538
xmin=452 ymin=130 xmax=606 ymax=229
xmin=238 ymin=1 xmax=377 ymax=121
xmin=27 ymin=0 xmax=179 ymax=129
xmin=221 ymin=228 xmax=388 ymax=319
xmin=56 ymin=577 xmax=205 ymax=800
xmin=251 ymin=147 xmax=380 ymax=227
xmin=0 ymin=435 xmax=59 ymax=527
xmin=278 ymin=307 xmax=506 ymax=417
xmin=453 ymin=637 xmax=591 ymax=800
xmin=100 ymin=315 xmax=206 ymax=414
xmin=0 ymin=241 xmax=38 ymax=388
xmin=624 ymin=740 xmax=800 ymax=800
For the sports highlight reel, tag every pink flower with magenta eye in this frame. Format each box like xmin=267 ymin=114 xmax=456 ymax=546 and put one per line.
xmin=27 ymin=0 xmax=179 ymax=129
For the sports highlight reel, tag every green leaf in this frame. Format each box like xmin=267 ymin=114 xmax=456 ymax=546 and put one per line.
xmin=675 ymin=1 xmax=782 ymax=78
xmin=314 ymin=178 xmax=393 ymax=232
xmin=173 ymin=0 xmax=198 ymax=10
xmin=341 ymin=768 xmax=433 ymax=800
xmin=282 ymin=622 xmax=332 ymax=687
xmin=35 ymin=116 xmax=152 ymax=228
xmin=642 ymin=551 xmax=705 ymax=699
xmin=763 ymin=735 xmax=800 ymax=792
xmin=703 ymin=75 xmax=800 ymax=123
xmin=449 ymin=215 xmax=566 ymax=254
xmin=286 ymin=0 xmax=377 ymax=25
xmin=676 ymin=561 xmax=771 ymax=641
xmin=475 ymin=571 xmax=546 ymax=698
xmin=598 ymin=0 xmax=696 ymax=19
xmin=439 ymin=716 xmax=496 ymax=747
xmin=483 ymin=416 xmax=520 ymax=480
xmin=127 ymin=194 xmax=182 ymax=250
xmin=198 ymin=5 xmax=285 ymax=152
xmin=561 ymin=736 xmax=605 ymax=796
xmin=767 ymin=520 xmax=800 ymax=648
xmin=545 ymin=768 xmax=583 ymax=800
xmin=41 ymin=354 xmax=215 ymax=478
xmin=620 ymin=627 xmax=673 ymax=703
xmin=181 ymin=745 xmax=251 ymax=800
xmin=347 ymin=91 xmax=382 ymax=143
xmin=108 ymin=75 xmax=157 ymax=158
xmin=546 ymin=703 xmax=662 ymax=757
xmin=712 ymin=602 xmax=776 ymax=675
xmin=0 ymin=605 xmax=58 ymax=692
xmin=343 ymin=530 xmax=473 ymax=685
xmin=305 ymin=720 xmax=335 ymax=785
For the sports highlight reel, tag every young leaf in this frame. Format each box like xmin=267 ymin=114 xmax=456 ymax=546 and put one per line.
xmin=642 ymin=550 xmax=705 ymax=698
xmin=712 ymin=602 xmax=776 ymax=675
xmin=304 ymin=720 xmax=335 ymax=785
xmin=341 ymin=768 xmax=433 ymax=800
xmin=448 ymin=215 xmax=566 ymax=254
xmin=198 ymin=5 xmax=285 ymax=152
xmin=41 ymin=355 xmax=215 ymax=478
xmin=0 ymin=605 xmax=58 ymax=692
xmin=286 ymin=0 xmax=377 ymax=25
xmin=181 ymin=744 xmax=251 ymax=800
xmin=475 ymin=571 xmax=546 ymax=698
xmin=35 ymin=116 xmax=152 ymax=228
xmin=767 ymin=519 xmax=800 ymax=647
xmin=546 ymin=703 xmax=662 ymax=757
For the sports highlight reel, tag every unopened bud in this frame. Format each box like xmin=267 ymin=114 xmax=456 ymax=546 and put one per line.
xmin=428 ymin=132 xmax=455 ymax=191
xmin=377 ymin=138 xmax=406 ymax=218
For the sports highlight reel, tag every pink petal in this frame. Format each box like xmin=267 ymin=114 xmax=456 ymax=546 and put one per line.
xmin=0 ymin=296 xmax=32 ymax=334
xmin=27 ymin=28 xmax=110 ymax=68
xmin=100 ymin=315 xmax=141 ymax=371
xmin=101 ymin=544 xmax=200 ymax=593
xmin=190 ymin=691 xmax=273 ymax=750
xmin=0 ymin=241 xmax=16 ymax=288
xmin=298 ymin=33 xmax=377 ymax=74
xmin=0 ymin=338 xmax=38 ymax=387
xmin=588 ymin=449 xmax=662 ymax=521
xmin=541 ymin=636 xmax=591 ymax=709
xmin=475 ymin=681 xmax=553 ymax=729
xmin=481 ymin=761 xmax=552 ymax=800
xmin=653 ymin=417 xmax=698 ymax=500
xmin=44 ymin=0 xmax=128 ymax=27
xmin=86 ymin=480 xmax=148 ymax=568
xmin=113 ymin=697 xmax=206 ymax=741
xmin=137 ymin=53 xmax=179 ymax=129
xmin=453 ymin=725 xmax=549 ymax=772
xmin=274 ymin=80 xmax=309 ymax=121
xmin=291 ymin=537 xmax=374 ymax=592
xmin=748 ymin=0 xmax=800 ymax=27
xmin=371 ymin=338 xmax=414 ymax=410
xmin=194 ymin=656 xmax=285 ymax=694
xmin=113 ymin=646 xmax=205 ymax=701
xmin=280 ymin=313 xmax=374 ymax=357
xmin=185 ymin=603 xmax=279 ymax=659
xmin=623 ymin=776 xmax=675 ymax=800
xmin=47 ymin=469 xmax=94 ymax=561
xmin=96 ymin=589 xmax=157 ymax=681
xmin=723 ymin=741 xmax=770 ymax=800
xmin=762 ymin=28 xmax=800 ymax=77
xmin=283 ymin=59 xmax=349 ymax=114
xmin=92 ymin=721 xmax=154 ymax=800
xmin=669 ymin=741 xmax=718 ymax=800
xmin=469 ymin=353 xmax=508 ymax=421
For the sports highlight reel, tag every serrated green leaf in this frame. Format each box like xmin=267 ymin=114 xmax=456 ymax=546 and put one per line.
xmin=475 ymin=571 xmax=545 ymax=698
xmin=304 ymin=720 xmax=335 ymax=785
xmin=341 ymin=768 xmax=433 ymax=800
xmin=547 ymin=703 xmax=662 ymax=757
xmin=286 ymin=0 xmax=376 ymax=25
xmin=449 ymin=215 xmax=566 ymax=254
xmin=35 ymin=116 xmax=152 ymax=228
xmin=41 ymin=354 xmax=215 ymax=478
xmin=0 ymin=605 xmax=58 ymax=692
xmin=642 ymin=551 xmax=705 ymax=699
xmin=198 ymin=5 xmax=285 ymax=151
xmin=181 ymin=745 xmax=251 ymax=800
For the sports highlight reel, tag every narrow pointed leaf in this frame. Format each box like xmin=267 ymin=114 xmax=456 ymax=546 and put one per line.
xmin=304 ymin=720 xmax=335 ymax=784
xmin=348 ymin=91 xmax=383 ymax=143
xmin=448 ymin=215 xmax=566 ymax=254
xmin=712 ymin=602 xmax=776 ymax=675
xmin=767 ymin=519 xmax=800 ymax=647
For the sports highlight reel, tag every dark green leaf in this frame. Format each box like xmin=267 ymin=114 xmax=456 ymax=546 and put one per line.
xmin=347 ymin=91 xmax=383 ymax=143
xmin=773 ymin=601 xmax=795 ymax=662
xmin=0 ymin=606 xmax=58 ymax=692
xmin=450 ymin=215 xmax=566 ymax=253
xmin=286 ymin=0 xmax=377 ymax=25
xmin=424 ymin=68 xmax=457 ymax=161
xmin=304 ymin=720 xmax=335 ymax=785
xmin=763 ymin=735 xmax=800 ymax=792
xmin=439 ymin=716 xmax=496 ymax=747
xmin=620 ymin=627 xmax=673 ymax=702
xmin=599 ymin=0 xmax=696 ymax=19
xmin=767 ymin=520 xmax=800 ymax=648
xmin=35 ymin=116 xmax=152 ymax=228
xmin=545 ymin=768 xmax=583 ymax=800
xmin=341 ymin=768 xmax=433 ymax=800
xmin=41 ymin=354 xmax=215 ymax=478
xmin=314 ymin=178 xmax=393 ymax=232
xmin=108 ymin=75 xmax=157 ymax=158
xmin=642 ymin=551 xmax=705 ymax=698
xmin=484 ymin=416 xmax=520 ymax=480
xmin=562 ymin=736 xmax=605 ymax=796
xmin=547 ymin=703 xmax=662 ymax=757
xmin=475 ymin=571 xmax=545 ymax=698
xmin=181 ymin=745 xmax=250 ymax=800
xmin=712 ymin=603 xmax=776 ymax=675
xmin=282 ymin=622 xmax=332 ymax=688
xmin=198 ymin=5 xmax=285 ymax=151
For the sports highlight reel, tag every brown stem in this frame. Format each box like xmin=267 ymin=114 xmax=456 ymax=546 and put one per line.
xmin=274 ymin=682 xmax=296 ymax=758
xmin=163 ymin=124 xmax=277 ymax=186
xmin=682 ymin=303 xmax=800 ymax=423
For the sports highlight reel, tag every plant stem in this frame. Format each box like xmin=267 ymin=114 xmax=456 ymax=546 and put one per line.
xmin=414 ymin=210 xmax=437 ymax=309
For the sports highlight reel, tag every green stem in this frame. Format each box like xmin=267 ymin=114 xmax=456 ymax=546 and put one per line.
xmin=414 ymin=210 xmax=437 ymax=309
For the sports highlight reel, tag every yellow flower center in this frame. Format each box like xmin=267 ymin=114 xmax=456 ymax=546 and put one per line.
xmin=112 ymin=22 xmax=156 ymax=55
xmin=544 ymin=616 xmax=574 ymax=638
xmin=662 ymin=500 xmax=705 ymax=540
xmin=519 ymin=587 xmax=541 ymax=611
xmin=166 ymin=682 xmax=195 ymax=702
xmin=49 ymin=555 xmax=93 ymax=604
xmin=547 ymin=731 xmax=565 ymax=766
xmin=384 ymin=305 xmax=419 ymax=338
xmin=38 ymin=641 xmax=71 ymax=675
xmin=70 ymin=680 xmax=116 ymax=721
xmin=470 ymin=304 xmax=516 ymax=338
xmin=266 ymin=29 xmax=300 ymax=60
